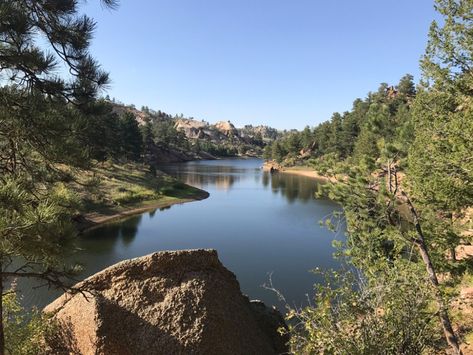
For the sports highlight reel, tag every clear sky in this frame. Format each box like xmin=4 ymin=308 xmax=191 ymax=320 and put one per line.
xmin=82 ymin=0 xmax=438 ymax=130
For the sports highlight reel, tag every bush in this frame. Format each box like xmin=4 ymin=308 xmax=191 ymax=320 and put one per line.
xmin=284 ymin=263 xmax=440 ymax=354
xmin=3 ymin=292 xmax=56 ymax=354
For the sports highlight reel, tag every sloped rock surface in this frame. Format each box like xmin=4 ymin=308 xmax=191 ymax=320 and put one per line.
xmin=214 ymin=121 xmax=239 ymax=137
xmin=45 ymin=249 xmax=288 ymax=355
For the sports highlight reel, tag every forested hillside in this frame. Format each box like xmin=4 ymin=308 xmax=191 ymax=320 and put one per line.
xmin=1 ymin=0 xmax=472 ymax=353
xmin=276 ymin=1 xmax=473 ymax=353
xmin=263 ymin=74 xmax=415 ymax=166
xmin=83 ymin=99 xmax=280 ymax=164
xmin=0 ymin=2 xmax=205 ymax=352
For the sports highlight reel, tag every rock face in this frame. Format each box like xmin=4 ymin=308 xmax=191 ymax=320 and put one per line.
xmin=214 ymin=120 xmax=239 ymax=137
xmin=175 ymin=118 xmax=209 ymax=139
xmin=44 ymin=249 xmax=288 ymax=355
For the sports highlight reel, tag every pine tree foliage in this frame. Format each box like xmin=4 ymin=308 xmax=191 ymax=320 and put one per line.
xmin=276 ymin=2 xmax=473 ymax=353
xmin=0 ymin=1 xmax=119 ymax=352
xmin=264 ymin=74 xmax=416 ymax=165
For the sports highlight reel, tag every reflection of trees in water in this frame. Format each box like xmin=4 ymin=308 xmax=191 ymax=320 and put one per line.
xmin=265 ymin=172 xmax=321 ymax=203
xmin=82 ymin=214 xmax=143 ymax=250
xmin=163 ymin=165 xmax=244 ymax=191
xmin=120 ymin=216 xmax=142 ymax=245
xmin=262 ymin=172 xmax=270 ymax=187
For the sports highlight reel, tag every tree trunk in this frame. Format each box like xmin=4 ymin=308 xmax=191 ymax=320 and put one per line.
xmin=450 ymin=247 xmax=457 ymax=262
xmin=0 ymin=272 xmax=4 ymax=355
xmin=415 ymin=241 xmax=462 ymax=354
xmin=402 ymin=192 xmax=462 ymax=355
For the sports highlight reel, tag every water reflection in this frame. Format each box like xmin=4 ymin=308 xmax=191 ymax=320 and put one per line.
xmin=22 ymin=158 xmax=344 ymax=310
xmin=161 ymin=161 xmax=323 ymax=203
xmin=266 ymin=172 xmax=324 ymax=204
xmin=160 ymin=161 xmax=255 ymax=191
xmin=82 ymin=214 xmax=142 ymax=251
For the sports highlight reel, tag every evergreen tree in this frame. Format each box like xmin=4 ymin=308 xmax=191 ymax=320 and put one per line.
xmin=0 ymin=1 xmax=117 ymax=352
xmin=326 ymin=113 xmax=343 ymax=156
xmin=80 ymin=100 xmax=122 ymax=161
xmin=141 ymin=121 xmax=156 ymax=163
xmin=317 ymin=156 xmax=462 ymax=354
xmin=397 ymin=73 xmax=416 ymax=98
xmin=339 ymin=112 xmax=359 ymax=157
xmin=300 ymin=126 xmax=313 ymax=148
xmin=263 ymin=145 xmax=272 ymax=160
xmin=272 ymin=141 xmax=286 ymax=163
xmin=409 ymin=0 xmax=473 ymax=215
xmin=286 ymin=133 xmax=302 ymax=153
xmin=313 ymin=121 xmax=332 ymax=156
xmin=119 ymin=112 xmax=142 ymax=161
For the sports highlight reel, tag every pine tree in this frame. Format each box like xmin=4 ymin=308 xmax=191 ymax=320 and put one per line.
xmin=119 ymin=112 xmax=142 ymax=161
xmin=397 ymin=73 xmax=416 ymax=98
xmin=141 ymin=121 xmax=156 ymax=163
xmin=0 ymin=1 xmax=117 ymax=352
xmin=409 ymin=0 xmax=473 ymax=215
xmin=272 ymin=142 xmax=286 ymax=163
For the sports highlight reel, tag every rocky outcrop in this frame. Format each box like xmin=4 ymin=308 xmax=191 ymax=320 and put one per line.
xmin=214 ymin=121 xmax=239 ymax=137
xmin=111 ymin=104 xmax=151 ymax=125
xmin=44 ymin=249 xmax=288 ymax=355
xmin=263 ymin=160 xmax=284 ymax=172
xmin=175 ymin=119 xmax=209 ymax=139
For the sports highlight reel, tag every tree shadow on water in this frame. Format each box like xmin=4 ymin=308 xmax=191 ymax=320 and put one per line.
xmin=81 ymin=215 xmax=143 ymax=251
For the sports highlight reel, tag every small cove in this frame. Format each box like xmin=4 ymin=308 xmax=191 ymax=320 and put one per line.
xmin=21 ymin=158 xmax=345 ymax=309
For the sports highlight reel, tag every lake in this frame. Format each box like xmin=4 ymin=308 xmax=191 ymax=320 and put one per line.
xmin=21 ymin=158 xmax=345 ymax=309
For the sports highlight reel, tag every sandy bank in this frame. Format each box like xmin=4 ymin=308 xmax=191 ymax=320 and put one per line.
xmin=281 ymin=167 xmax=336 ymax=182
xmin=262 ymin=161 xmax=337 ymax=183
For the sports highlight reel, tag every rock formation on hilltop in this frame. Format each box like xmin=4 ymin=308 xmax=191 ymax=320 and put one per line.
xmin=44 ymin=249 xmax=288 ymax=355
xmin=214 ymin=120 xmax=239 ymax=137
xmin=174 ymin=118 xmax=208 ymax=139
xmin=106 ymin=101 xmax=281 ymax=162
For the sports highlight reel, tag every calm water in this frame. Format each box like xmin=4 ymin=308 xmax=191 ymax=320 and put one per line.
xmin=21 ymin=158 xmax=345 ymax=309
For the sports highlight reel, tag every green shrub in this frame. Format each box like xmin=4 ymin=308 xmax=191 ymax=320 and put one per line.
xmin=3 ymin=292 xmax=56 ymax=355
xmin=284 ymin=264 xmax=440 ymax=354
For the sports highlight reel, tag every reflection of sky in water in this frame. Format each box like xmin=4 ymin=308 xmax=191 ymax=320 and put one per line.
xmin=19 ymin=158 xmax=345 ymax=311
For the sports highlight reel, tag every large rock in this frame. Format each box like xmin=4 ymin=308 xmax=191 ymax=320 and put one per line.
xmin=175 ymin=119 xmax=209 ymax=139
xmin=44 ymin=249 xmax=288 ymax=355
xmin=214 ymin=120 xmax=239 ymax=137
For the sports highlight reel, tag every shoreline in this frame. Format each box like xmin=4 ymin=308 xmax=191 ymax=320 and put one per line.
xmin=262 ymin=161 xmax=336 ymax=183
xmin=279 ymin=167 xmax=335 ymax=182
xmin=77 ymin=189 xmax=209 ymax=233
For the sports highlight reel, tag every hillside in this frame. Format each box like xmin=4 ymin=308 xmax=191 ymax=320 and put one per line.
xmin=61 ymin=161 xmax=208 ymax=231
xmin=108 ymin=101 xmax=280 ymax=163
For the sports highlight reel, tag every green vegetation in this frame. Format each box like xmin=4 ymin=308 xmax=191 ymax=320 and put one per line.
xmin=134 ymin=110 xmax=275 ymax=161
xmin=2 ymin=293 xmax=55 ymax=355
xmin=287 ymin=266 xmax=439 ymax=354
xmin=263 ymin=73 xmax=415 ymax=165
xmin=68 ymin=161 xmax=207 ymax=222
xmin=274 ymin=1 xmax=473 ymax=354
xmin=0 ymin=0 xmax=120 ymax=351
xmin=0 ymin=1 xmax=203 ymax=353
xmin=0 ymin=0 xmax=471 ymax=353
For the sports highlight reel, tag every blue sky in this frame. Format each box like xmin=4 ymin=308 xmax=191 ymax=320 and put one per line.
xmin=82 ymin=0 xmax=438 ymax=130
